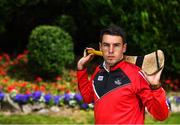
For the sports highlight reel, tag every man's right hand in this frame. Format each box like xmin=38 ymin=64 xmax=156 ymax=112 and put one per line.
xmin=77 ymin=48 xmax=95 ymax=70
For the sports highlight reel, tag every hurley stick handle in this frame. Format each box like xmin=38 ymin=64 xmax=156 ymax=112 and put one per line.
xmin=86 ymin=49 xmax=165 ymax=75
xmin=87 ymin=50 xmax=103 ymax=56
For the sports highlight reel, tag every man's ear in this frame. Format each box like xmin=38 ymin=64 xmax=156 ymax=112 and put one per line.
xmin=123 ymin=43 xmax=127 ymax=53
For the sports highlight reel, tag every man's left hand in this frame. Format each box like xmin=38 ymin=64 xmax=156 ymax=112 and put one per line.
xmin=141 ymin=68 xmax=163 ymax=85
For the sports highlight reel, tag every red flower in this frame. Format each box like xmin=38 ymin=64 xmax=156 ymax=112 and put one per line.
xmin=23 ymin=50 xmax=28 ymax=55
xmin=55 ymin=76 xmax=62 ymax=81
xmin=0 ymin=85 xmax=2 ymax=91
xmin=65 ymin=89 xmax=70 ymax=93
xmin=17 ymin=54 xmax=25 ymax=60
xmin=169 ymin=83 xmax=174 ymax=88
xmin=1 ymin=78 xmax=9 ymax=83
xmin=33 ymin=85 xmax=39 ymax=91
xmin=21 ymin=82 xmax=27 ymax=87
xmin=58 ymin=85 xmax=65 ymax=91
xmin=174 ymin=79 xmax=179 ymax=85
xmin=16 ymin=54 xmax=28 ymax=63
xmin=7 ymin=85 xmax=16 ymax=93
xmin=0 ymin=69 xmax=6 ymax=76
xmin=25 ymin=89 xmax=31 ymax=94
xmin=2 ymin=53 xmax=10 ymax=62
xmin=40 ymin=85 xmax=46 ymax=92
xmin=35 ymin=76 xmax=43 ymax=83
xmin=71 ymin=79 xmax=77 ymax=84
xmin=173 ymin=85 xmax=178 ymax=91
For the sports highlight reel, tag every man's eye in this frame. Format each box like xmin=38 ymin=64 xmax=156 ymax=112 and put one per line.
xmin=103 ymin=44 xmax=108 ymax=47
xmin=114 ymin=44 xmax=120 ymax=47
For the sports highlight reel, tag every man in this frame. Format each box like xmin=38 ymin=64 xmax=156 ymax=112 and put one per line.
xmin=77 ymin=25 xmax=169 ymax=124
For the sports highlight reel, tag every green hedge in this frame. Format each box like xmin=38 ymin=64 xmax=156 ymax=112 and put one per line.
xmin=27 ymin=25 xmax=74 ymax=78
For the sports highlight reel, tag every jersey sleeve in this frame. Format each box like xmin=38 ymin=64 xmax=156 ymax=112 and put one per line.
xmin=134 ymin=71 xmax=169 ymax=121
xmin=77 ymin=68 xmax=94 ymax=103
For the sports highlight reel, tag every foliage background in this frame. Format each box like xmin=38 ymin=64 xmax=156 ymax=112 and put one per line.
xmin=0 ymin=0 xmax=179 ymax=77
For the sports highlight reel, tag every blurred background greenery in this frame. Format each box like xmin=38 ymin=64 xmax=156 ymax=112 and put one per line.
xmin=0 ymin=0 xmax=179 ymax=78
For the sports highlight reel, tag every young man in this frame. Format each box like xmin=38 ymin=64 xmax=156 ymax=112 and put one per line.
xmin=77 ymin=25 xmax=169 ymax=124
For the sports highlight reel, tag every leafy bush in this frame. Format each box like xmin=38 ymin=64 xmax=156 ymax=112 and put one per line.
xmin=27 ymin=25 xmax=74 ymax=78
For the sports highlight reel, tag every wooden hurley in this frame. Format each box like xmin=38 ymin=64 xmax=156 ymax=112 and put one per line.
xmin=87 ymin=49 xmax=165 ymax=75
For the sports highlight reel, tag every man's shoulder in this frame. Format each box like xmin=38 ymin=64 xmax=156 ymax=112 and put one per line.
xmin=122 ymin=61 xmax=144 ymax=82
xmin=123 ymin=61 xmax=141 ymax=72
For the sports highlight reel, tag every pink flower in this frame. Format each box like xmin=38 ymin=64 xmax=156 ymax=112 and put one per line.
xmin=2 ymin=53 xmax=10 ymax=62
xmin=0 ymin=55 xmax=3 ymax=61
xmin=165 ymin=79 xmax=171 ymax=84
xmin=17 ymin=54 xmax=25 ymax=60
xmin=55 ymin=76 xmax=62 ymax=81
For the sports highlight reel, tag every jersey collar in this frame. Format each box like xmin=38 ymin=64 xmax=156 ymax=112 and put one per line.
xmin=100 ymin=59 xmax=125 ymax=72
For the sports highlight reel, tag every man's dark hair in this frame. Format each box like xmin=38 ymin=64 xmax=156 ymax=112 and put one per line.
xmin=100 ymin=24 xmax=126 ymax=43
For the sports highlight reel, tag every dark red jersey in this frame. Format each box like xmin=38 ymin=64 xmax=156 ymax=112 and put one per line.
xmin=77 ymin=60 xmax=169 ymax=124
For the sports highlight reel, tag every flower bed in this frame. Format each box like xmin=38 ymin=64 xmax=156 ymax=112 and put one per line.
xmin=0 ymin=51 xmax=93 ymax=113
xmin=0 ymin=50 xmax=179 ymax=113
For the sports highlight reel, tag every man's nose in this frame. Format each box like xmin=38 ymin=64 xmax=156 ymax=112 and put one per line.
xmin=109 ymin=45 xmax=114 ymax=54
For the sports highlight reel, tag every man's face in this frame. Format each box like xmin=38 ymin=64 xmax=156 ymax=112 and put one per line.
xmin=100 ymin=34 xmax=126 ymax=67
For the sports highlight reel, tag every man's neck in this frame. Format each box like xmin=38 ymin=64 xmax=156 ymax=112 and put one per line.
xmin=103 ymin=57 xmax=124 ymax=72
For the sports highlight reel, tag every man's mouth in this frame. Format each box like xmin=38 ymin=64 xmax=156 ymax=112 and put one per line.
xmin=107 ymin=56 xmax=115 ymax=59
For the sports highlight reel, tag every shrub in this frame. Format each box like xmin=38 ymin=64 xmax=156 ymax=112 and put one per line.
xmin=27 ymin=25 xmax=74 ymax=78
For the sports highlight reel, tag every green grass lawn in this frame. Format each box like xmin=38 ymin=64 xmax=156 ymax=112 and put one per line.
xmin=0 ymin=110 xmax=179 ymax=124
xmin=0 ymin=109 xmax=94 ymax=124
xmin=145 ymin=112 xmax=180 ymax=124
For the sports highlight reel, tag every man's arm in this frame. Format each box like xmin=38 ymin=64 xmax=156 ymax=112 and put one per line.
xmin=137 ymin=70 xmax=169 ymax=121
xmin=77 ymin=69 xmax=94 ymax=103
xmin=77 ymin=48 xmax=95 ymax=103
